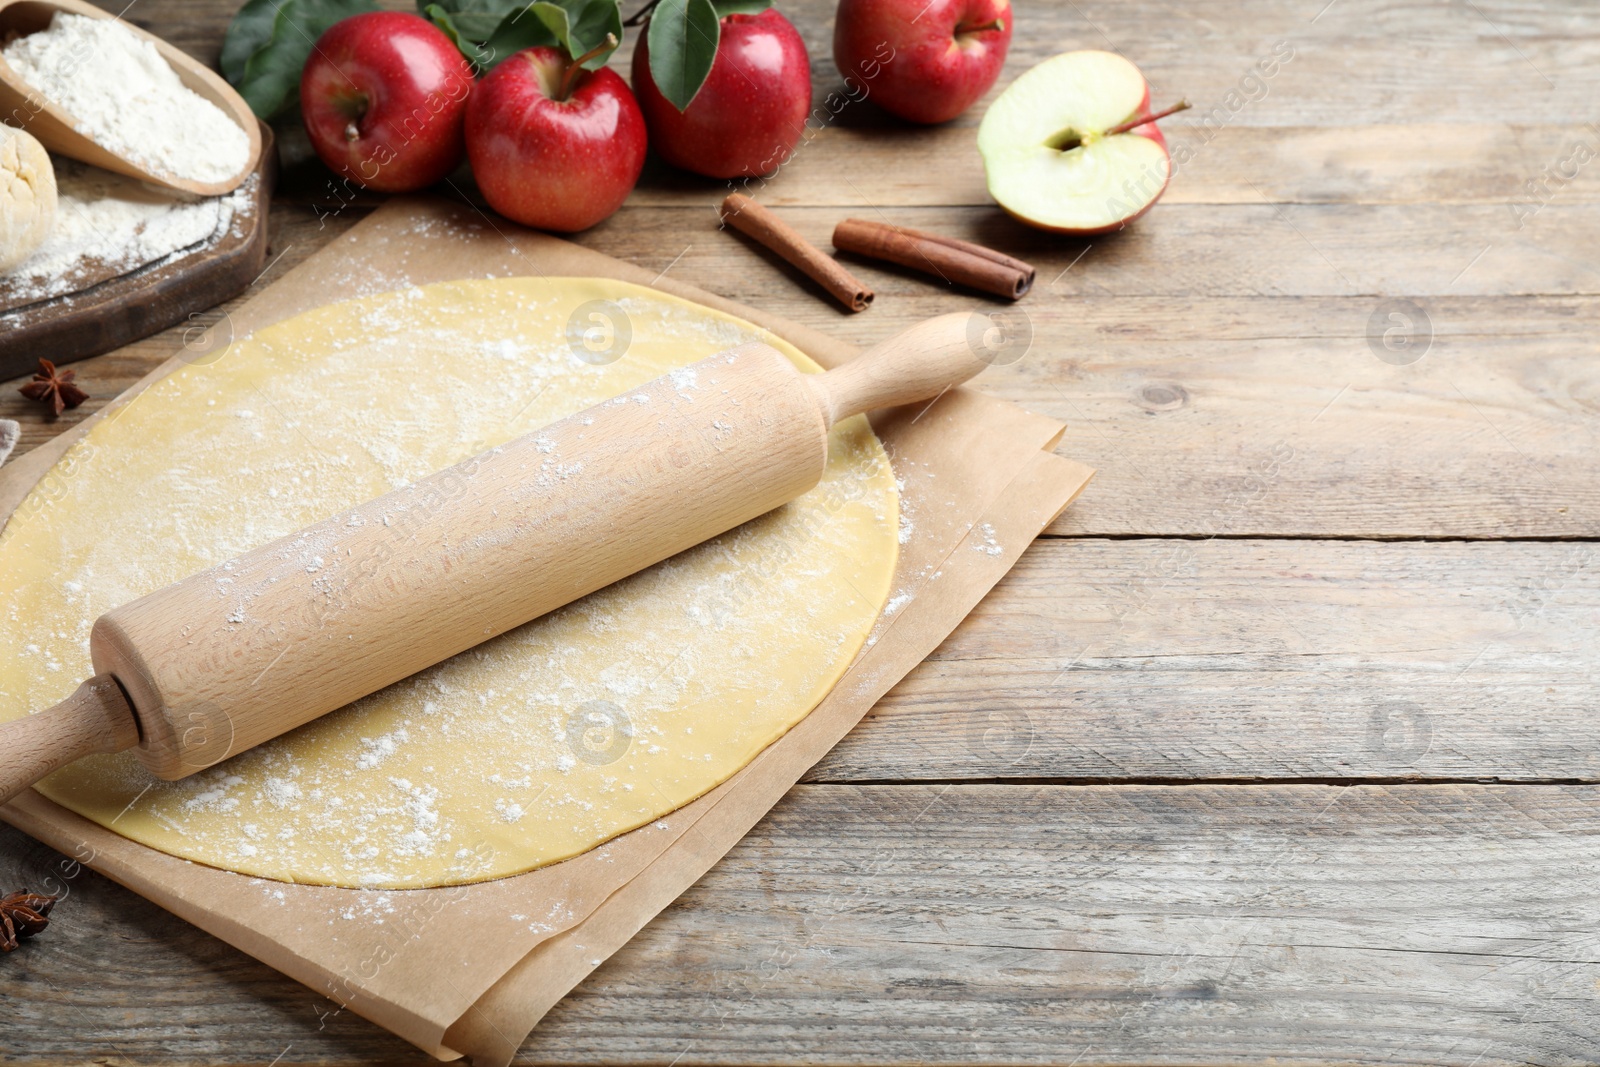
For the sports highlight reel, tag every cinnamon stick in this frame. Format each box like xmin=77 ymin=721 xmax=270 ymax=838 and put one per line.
xmin=832 ymin=219 xmax=1036 ymax=300
xmin=719 ymin=193 xmax=873 ymax=312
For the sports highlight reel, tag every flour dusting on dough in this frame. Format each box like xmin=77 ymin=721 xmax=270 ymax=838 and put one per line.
xmin=0 ymin=278 xmax=897 ymax=889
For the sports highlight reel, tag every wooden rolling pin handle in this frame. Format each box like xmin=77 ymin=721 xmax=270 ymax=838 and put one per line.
xmin=809 ymin=311 xmax=993 ymax=428
xmin=0 ymin=676 xmax=139 ymax=806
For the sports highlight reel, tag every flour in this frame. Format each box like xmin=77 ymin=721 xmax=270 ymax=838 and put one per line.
xmin=972 ymin=521 xmax=1004 ymax=556
xmin=0 ymin=279 xmax=900 ymax=889
xmin=4 ymin=12 xmax=250 ymax=185
xmin=356 ymin=728 xmax=410 ymax=770
xmin=0 ymin=160 xmax=253 ymax=302
xmin=0 ymin=420 xmax=17 ymax=468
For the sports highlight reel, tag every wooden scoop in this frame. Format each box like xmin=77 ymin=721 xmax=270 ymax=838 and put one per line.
xmin=0 ymin=0 xmax=261 ymax=195
xmin=0 ymin=312 xmax=1004 ymax=804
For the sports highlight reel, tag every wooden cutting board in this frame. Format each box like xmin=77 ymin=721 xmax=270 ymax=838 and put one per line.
xmin=0 ymin=122 xmax=275 ymax=381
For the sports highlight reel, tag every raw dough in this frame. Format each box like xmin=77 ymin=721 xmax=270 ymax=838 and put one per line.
xmin=0 ymin=278 xmax=897 ymax=889
xmin=0 ymin=126 xmax=57 ymax=272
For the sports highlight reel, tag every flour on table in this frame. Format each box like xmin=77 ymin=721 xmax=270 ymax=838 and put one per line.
xmin=0 ymin=160 xmax=254 ymax=304
xmin=3 ymin=12 xmax=250 ymax=185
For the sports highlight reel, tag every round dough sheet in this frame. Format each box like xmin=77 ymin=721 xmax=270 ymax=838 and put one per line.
xmin=0 ymin=278 xmax=897 ymax=888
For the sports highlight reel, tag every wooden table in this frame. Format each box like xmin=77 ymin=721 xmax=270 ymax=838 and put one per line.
xmin=4 ymin=0 xmax=1598 ymax=1062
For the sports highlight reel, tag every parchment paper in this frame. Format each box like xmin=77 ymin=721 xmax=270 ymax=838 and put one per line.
xmin=0 ymin=197 xmax=1093 ymax=1063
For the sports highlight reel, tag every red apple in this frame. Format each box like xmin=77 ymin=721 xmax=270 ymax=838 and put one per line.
xmin=465 ymin=46 xmax=647 ymax=232
xmin=833 ymin=0 xmax=1010 ymax=125
xmin=978 ymin=50 xmax=1183 ymax=235
xmin=632 ymin=9 xmax=811 ymax=180
xmin=300 ymin=12 xmax=475 ymax=192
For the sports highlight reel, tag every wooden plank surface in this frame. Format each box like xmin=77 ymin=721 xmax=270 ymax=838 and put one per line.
xmin=544 ymin=204 xmax=1600 ymax=298
xmin=810 ymin=539 xmax=1600 ymax=783
xmin=628 ymin=123 xmax=1600 ymax=207
xmin=7 ymin=784 xmax=1600 ymax=1066
xmin=530 ymin=783 xmax=1600 ymax=1067
xmin=7 ymin=206 xmax=1599 ymax=538
xmin=2 ymin=0 xmax=1598 ymax=1062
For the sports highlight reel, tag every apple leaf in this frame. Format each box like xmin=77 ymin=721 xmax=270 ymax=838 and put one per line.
xmin=477 ymin=7 xmax=562 ymax=69
xmin=710 ymin=0 xmax=769 ymax=14
xmin=422 ymin=0 xmax=621 ymax=71
xmin=220 ymin=0 xmax=380 ymax=120
xmin=646 ymin=0 xmax=720 ymax=111
xmin=422 ymin=0 xmax=521 ymax=39
xmin=560 ymin=0 xmax=624 ymax=67
xmin=424 ymin=5 xmax=493 ymax=68
xmin=528 ymin=1 xmax=573 ymax=43
xmin=528 ymin=0 xmax=623 ymax=67
xmin=426 ymin=3 xmax=555 ymax=70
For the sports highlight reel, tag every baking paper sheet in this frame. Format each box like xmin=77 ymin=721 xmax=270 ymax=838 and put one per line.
xmin=0 ymin=197 xmax=1092 ymax=1063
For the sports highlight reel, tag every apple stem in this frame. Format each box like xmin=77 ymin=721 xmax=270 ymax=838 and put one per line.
xmin=1104 ymin=99 xmax=1191 ymax=137
xmin=956 ymin=17 xmax=1005 ymax=33
xmin=557 ymin=33 xmax=619 ymax=101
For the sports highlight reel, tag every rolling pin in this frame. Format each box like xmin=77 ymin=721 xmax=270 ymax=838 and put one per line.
xmin=0 ymin=312 xmax=998 ymax=803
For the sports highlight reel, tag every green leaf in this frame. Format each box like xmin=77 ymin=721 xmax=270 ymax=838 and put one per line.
xmin=426 ymin=4 xmax=496 ymax=68
xmin=529 ymin=0 xmax=573 ymax=43
xmin=569 ymin=0 xmax=625 ymax=63
xmin=221 ymin=0 xmax=380 ymax=120
xmin=646 ymin=0 xmax=719 ymax=111
xmin=438 ymin=9 xmax=511 ymax=38
xmin=424 ymin=0 xmax=622 ymax=71
xmin=422 ymin=0 xmax=521 ymax=36
xmin=710 ymin=0 xmax=768 ymax=15
xmin=529 ymin=0 xmax=622 ymax=66
xmin=475 ymin=6 xmax=560 ymax=69
xmin=425 ymin=5 xmax=477 ymax=64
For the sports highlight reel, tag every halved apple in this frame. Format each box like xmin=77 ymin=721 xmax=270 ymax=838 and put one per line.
xmin=978 ymin=50 xmax=1175 ymax=235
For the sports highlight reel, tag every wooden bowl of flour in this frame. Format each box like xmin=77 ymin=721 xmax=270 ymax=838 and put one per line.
xmin=0 ymin=0 xmax=260 ymax=195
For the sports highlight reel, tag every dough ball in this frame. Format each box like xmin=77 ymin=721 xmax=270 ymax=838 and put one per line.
xmin=0 ymin=124 xmax=57 ymax=272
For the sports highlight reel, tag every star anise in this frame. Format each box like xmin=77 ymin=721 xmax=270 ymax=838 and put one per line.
xmin=19 ymin=359 xmax=89 ymax=417
xmin=0 ymin=890 xmax=57 ymax=952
